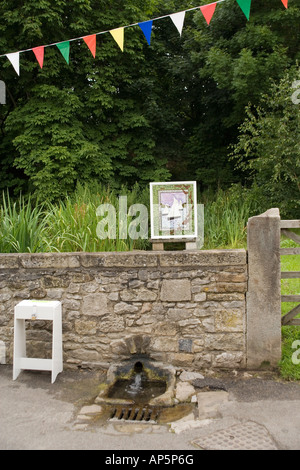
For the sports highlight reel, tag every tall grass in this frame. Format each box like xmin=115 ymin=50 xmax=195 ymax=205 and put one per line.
xmin=202 ymin=185 xmax=261 ymax=249
xmin=279 ymin=248 xmax=300 ymax=381
xmin=45 ymin=183 xmax=150 ymax=252
xmin=0 ymin=183 xmax=266 ymax=253
xmin=0 ymin=184 xmax=151 ymax=253
xmin=0 ymin=193 xmax=54 ymax=253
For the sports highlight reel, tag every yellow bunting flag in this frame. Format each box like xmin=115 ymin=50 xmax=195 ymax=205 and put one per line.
xmin=110 ymin=27 xmax=124 ymax=52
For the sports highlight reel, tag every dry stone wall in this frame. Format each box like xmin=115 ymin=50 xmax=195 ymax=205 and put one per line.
xmin=0 ymin=250 xmax=247 ymax=371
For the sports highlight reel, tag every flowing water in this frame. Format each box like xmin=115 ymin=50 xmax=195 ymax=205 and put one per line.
xmin=107 ymin=371 xmax=166 ymax=404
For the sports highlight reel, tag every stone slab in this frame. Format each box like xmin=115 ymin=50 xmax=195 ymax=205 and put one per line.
xmin=160 ymin=279 xmax=191 ymax=302
xmin=197 ymin=391 xmax=229 ymax=419
xmin=159 ymin=250 xmax=247 ymax=267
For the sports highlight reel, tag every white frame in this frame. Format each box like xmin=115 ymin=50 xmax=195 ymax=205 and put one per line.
xmin=150 ymin=181 xmax=198 ymax=239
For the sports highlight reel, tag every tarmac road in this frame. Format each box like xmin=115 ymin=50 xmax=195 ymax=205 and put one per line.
xmin=1 ymin=365 xmax=300 ymax=451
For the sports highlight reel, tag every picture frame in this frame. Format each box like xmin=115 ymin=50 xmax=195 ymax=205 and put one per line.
xmin=150 ymin=181 xmax=198 ymax=239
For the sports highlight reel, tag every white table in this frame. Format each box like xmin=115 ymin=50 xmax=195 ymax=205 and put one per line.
xmin=13 ymin=300 xmax=63 ymax=383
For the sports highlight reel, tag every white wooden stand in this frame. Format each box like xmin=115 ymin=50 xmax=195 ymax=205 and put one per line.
xmin=13 ymin=300 xmax=63 ymax=383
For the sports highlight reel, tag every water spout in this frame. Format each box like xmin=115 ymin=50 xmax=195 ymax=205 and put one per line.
xmin=126 ymin=362 xmax=145 ymax=396
xmin=126 ymin=372 xmax=143 ymax=396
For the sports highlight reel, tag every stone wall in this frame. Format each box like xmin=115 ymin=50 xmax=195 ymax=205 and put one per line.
xmin=0 ymin=250 xmax=247 ymax=372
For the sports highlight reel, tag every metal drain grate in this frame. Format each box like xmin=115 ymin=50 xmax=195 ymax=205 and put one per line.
xmin=110 ymin=405 xmax=161 ymax=423
xmin=192 ymin=421 xmax=278 ymax=450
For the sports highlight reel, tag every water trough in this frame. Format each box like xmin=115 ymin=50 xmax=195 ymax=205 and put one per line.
xmin=95 ymin=357 xmax=176 ymax=410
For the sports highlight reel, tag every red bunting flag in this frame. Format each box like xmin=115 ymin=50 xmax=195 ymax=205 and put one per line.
xmin=32 ymin=46 xmax=44 ymax=69
xmin=83 ymin=34 xmax=96 ymax=58
xmin=200 ymin=3 xmax=217 ymax=25
xmin=281 ymin=0 xmax=288 ymax=8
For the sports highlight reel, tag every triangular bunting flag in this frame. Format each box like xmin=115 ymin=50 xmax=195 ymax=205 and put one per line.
xmin=200 ymin=3 xmax=217 ymax=25
xmin=170 ymin=11 xmax=186 ymax=36
xmin=236 ymin=0 xmax=252 ymax=20
xmin=56 ymin=41 xmax=70 ymax=64
xmin=32 ymin=46 xmax=44 ymax=69
xmin=83 ymin=34 xmax=96 ymax=58
xmin=138 ymin=20 xmax=153 ymax=45
xmin=110 ymin=27 xmax=124 ymax=52
xmin=6 ymin=52 xmax=20 ymax=75
xmin=281 ymin=0 xmax=288 ymax=8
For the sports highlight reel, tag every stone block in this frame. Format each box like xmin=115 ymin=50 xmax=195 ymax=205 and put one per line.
xmin=175 ymin=381 xmax=196 ymax=402
xmin=167 ymin=308 xmax=192 ymax=321
xmin=247 ymin=208 xmax=281 ymax=368
xmin=62 ymin=298 xmax=81 ymax=311
xmin=215 ymin=309 xmax=244 ymax=332
xmin=114 ymin=302 xmax=139 ymax=314
xmin=166 ymin=352 xmax=194 ymax=367
xmin=160 ymin=250 xmax=246 ymax=267
xmin=178 ymin=338 xmax=193 ymax=353
xmin=98 ymin=316 xmax=125 ymax=333
xmin=205 ymin=333 xmax=245 ymax=351
xmin=79 ymin=405 xmax=102 ymax=416
xmin=161 ymin=279 xmax=191 ymax=302
xmin=202 ymin=283 xmax=246 ymax=293
xmin=152 ymin=322 xmax=177 ymax=336
xmin=75 ymin=320 xmax=97 ymax=336
xmin=0 ymin=254 xmax=19 ymax=269
xmin=150 ymin=337 xmax=178 ymax=353
xmin=120 ymin=288 xmax=157 ymax=302
xmin=179 ymin=370 xmax=204 ymax=382
xmin=82 ymin=293 xmax=109 ymax=316
xmin=103 ymin=252 xmax=158 ymax=267
xmin=194 ymin=293 xmax=207 ymax=302
xmin=213 ymin=351 xmax=245 ymax=368
xmin=20 ymin=253 xmax=80 ymax=269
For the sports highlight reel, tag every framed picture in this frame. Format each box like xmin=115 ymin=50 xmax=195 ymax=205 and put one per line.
xmin=150 ymin=181 xmax=198 ymax=239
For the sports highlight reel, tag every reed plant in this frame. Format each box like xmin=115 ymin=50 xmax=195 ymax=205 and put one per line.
xmin=0 ymin=184 xmax=151 ymax=253
xmin=44 ymin=183 xmax=150 ymax=252
xmin=0 ymin=193 xmax=53 ymax=253
xmin=0 ymin=183 xmax=266 ymax=253
xmin=202 ymin=185 xmax=261 ymax=249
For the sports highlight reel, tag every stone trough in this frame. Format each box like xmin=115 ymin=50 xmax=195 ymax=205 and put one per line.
xmin=95 ymin=357 xmax=176 ymax=407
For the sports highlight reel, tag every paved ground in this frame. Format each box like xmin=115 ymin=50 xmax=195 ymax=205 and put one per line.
xmin=1 ymin=365 xmax=300 ymax=450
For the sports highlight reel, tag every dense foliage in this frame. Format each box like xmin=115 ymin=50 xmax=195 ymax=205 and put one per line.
xmin=0 ymin=0 xmax=299 ymax=216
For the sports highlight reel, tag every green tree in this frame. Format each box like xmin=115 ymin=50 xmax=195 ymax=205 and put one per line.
xmin=179 ymin=0 xmax=300 ymax=188
xmin=1 ymin=0 xmax=300 ymax=199
xmin=0 ymin=0 xmax=171 ymax=201
xmin=231 ymin=67 xmax=300 ymax=218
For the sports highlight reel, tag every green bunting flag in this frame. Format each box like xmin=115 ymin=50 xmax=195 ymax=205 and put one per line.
xmin=236 ymin=0 xmax=252 ymax=20
xmin=56 ymin=41 xmax=70 ymax=64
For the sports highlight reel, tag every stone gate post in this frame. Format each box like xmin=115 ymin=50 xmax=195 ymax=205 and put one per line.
xmin=247 ymin=208 xmax=282 ymax=368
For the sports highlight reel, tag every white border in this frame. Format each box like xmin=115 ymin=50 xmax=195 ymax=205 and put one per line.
xmin=150 ymin=181 xmax=198 ymax=239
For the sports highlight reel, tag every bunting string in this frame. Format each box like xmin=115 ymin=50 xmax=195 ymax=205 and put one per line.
xmin=0 ymin=0 xmax=289 ymax=75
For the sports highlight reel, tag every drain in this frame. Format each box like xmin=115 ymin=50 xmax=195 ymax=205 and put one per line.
xmin=110 ymin=405 xmax=162 ymax=423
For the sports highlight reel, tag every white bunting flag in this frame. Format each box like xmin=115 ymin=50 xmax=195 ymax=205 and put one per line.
xmin=170 ymin=11 xmax=186 ymax=36
xmin=6 ymin=52 xmax=20 ymax=75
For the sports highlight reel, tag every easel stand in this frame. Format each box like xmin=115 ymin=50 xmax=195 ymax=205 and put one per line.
xmin=150 ymin=238 xmax=197 ymax=251
xmin=13 ymin=300 xmax=63 ymax=384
